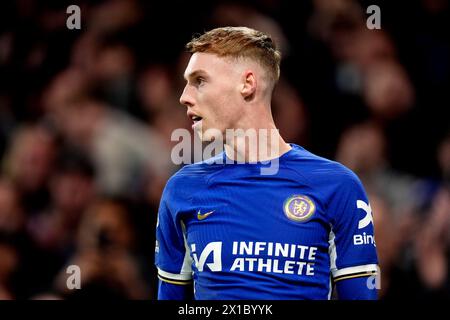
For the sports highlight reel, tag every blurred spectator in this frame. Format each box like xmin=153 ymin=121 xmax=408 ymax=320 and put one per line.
xmin=0 ymin=179 xmax=46 ymax=299
xmin=41 ymin=67 xmax=90 ymax=122
xmin=27 ymin=149 xmax=95 ymax=255
xmin=54 ymin=198 xmax=148 ymax=299
xmin=363 ymin=61 xmax=415 ymax=120
xmin=54 ymin=96 xmax=173 ymax=197
xmin=336 ymin=122 xmax=420 ymax=219
xmin=0 ymin=180 xmax=24 ymax=234
xmin=308 ymin=0 xmax=365 ymax=46
xmin=87 ymin=0 xmax=142 ymax=35
xmin=414 ymin=187 xmax=450 ymax=298
xmin=91 ymin=38 xmax=136 ymax=114
xmin=369 ymin=192 xmax=400 ymax=298
xmin=210 ymin=2 xmax=290 ymax=55
xmin=2 ymin=124 xmax=57 ymax=215
xmin=137 ymin=64 xmax=190 ymax=147
xmin=272 ymin=78 xmax=309 ymax=145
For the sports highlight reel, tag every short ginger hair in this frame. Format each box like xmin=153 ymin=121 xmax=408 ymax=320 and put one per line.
xmin=186 ymin=26 xmax=281 ymax=85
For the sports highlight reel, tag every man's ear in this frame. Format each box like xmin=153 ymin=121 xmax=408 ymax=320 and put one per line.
xmin=241 ymin=70 xmax=256 ymax=101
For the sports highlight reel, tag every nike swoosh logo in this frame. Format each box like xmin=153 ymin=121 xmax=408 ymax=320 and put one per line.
xmin=197 ymin=210 xmax=215 ymax=220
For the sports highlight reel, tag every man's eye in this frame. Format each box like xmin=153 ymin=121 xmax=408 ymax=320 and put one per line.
xmin=196 ymin=77 xmax=205 ymax=85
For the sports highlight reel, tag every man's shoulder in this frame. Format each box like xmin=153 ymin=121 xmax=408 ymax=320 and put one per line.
xmin=286 ymin=145 xmax=362 ymax=188
xmin=166 ymin=153 xmax=225 ymax=188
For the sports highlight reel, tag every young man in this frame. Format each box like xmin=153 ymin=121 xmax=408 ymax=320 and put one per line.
xmin=155 ymin=27 xmax=379 ymax=299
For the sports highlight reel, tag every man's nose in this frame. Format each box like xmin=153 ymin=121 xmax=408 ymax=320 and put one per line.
xmin=180 ymin=86 xmax=194 ymax=107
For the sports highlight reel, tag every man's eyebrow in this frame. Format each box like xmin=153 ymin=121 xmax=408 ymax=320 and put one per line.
xmin=184 ymin=69 xmax=208 ymax=81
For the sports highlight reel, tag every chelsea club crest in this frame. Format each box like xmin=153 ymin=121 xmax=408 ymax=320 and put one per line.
xmin=283 ymin=195 xmax=316 ymax=222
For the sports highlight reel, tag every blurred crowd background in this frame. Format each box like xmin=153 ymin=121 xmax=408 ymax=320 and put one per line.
xmin=0 ymin=0 xmax=449 ymax=300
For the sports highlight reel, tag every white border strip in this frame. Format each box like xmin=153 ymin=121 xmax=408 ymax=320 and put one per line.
xmin=332 ymin=264 xmax=378 ymax=278
xmin=157 ymin=268 xmax=192 ymax=281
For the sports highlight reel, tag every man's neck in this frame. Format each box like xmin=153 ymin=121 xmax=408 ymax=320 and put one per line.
xmin=224 ymin=121 xmax=292 ymax=162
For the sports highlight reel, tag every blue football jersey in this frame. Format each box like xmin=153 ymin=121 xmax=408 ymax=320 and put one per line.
xmin=155 ymin=144 xmax=378 ymax=299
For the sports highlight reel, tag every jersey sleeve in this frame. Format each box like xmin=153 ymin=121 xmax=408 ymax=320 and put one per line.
xmin=155 ymin=183 xmax=193 ymax=289
xmin=158 ymin=279 xmax=194 ymax=300
xmin=335 ymin=276 xmax=378 ymax=300
xmin=328 ymin=171 xmax=379 ymax=283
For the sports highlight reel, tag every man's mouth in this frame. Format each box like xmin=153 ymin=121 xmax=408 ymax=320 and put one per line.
xmin=191 ymin=115 xmax=203 ymax=124
xmin=188 ymin=113 xmax=203 ymax=128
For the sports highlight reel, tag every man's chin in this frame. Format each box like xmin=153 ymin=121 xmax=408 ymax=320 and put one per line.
xmin=193 ymin=128 xmax=204 ymax=142
xmin=195 ymin=126 xmax=224 ymax=142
